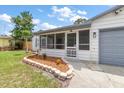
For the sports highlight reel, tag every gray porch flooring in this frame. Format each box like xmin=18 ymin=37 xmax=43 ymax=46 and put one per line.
xmin=65 ymin=58 xmax=124 ymax=88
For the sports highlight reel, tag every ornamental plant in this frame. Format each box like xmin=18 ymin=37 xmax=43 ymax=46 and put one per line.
xmin=56 ymin=59 xmax=62 ymax=65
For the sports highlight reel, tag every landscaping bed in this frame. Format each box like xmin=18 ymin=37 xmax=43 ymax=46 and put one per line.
xmin=23 ymin=54 xmax=73 ymax=81
xmin=27 ymin=55 xmax=69 ymax=72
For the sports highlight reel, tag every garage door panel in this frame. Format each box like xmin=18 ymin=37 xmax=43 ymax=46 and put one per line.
xmin=100 ymin=55 xmax=124 ymax=59
xmin=100 ymin=30 xmax=124 ymax=36
xmin=100 ymin=57 xmax=124 ymax=65
xmin=101 ymin=48 xmax=124 ymax=53
xmin=101 ymin=34 xmax=124 ymax=38
xmin=102 ymin=39 xmax=124 ymax=47
xmin=101 ymin=45 xmax=124 ymax=48
xmin=100 ymin=29 xmax=124 ymax=66
xmin=101 ymin=38 xmax=124 ymax=44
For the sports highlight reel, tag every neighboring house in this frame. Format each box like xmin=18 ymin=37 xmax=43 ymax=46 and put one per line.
xmin=33 ymin=5 xmax=124 ymax=66
xmin=0 ymin=35 xmax=12 ymax=50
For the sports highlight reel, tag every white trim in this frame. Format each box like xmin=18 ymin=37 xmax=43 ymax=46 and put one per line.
xmin=39 ymin=27 xmax=90 ymax=35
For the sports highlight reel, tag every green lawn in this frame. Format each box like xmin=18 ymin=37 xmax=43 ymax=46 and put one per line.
xmin=0 ymin=51 xmax=59 ymax=88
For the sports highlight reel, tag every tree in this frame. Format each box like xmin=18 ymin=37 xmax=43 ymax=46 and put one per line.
xmin=74 ymin=18 xmax=87 ymax=25
xmin=11 ymin=11 xmax=34 ymax=50
xmin=11 ymin=11 xmax=34 ymax=39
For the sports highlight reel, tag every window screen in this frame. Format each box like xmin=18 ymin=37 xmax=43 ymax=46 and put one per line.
xmin=47 ymin=34 xmax=54 ymax=49
xmin=56 ymin=33 xmax=65 ymax=49
xmin=79 ymin=30 xmax=89 ymax=50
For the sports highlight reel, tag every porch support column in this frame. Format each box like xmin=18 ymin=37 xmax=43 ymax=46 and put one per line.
xmin=54 ymin=34 xmax=56 ymax=49
xmin=76 ymin=31 xmax=79 ymax=58
xmin=46 ymin=35 xmax=47 ymax=49
xmin=65 ymin=32 xmax=67 ymax=57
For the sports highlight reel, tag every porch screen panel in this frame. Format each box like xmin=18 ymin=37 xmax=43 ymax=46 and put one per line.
xmin=47 ymin=34 xmax=54 ymax=49
xmin=79 ymin=30 xmax=89 ymax=50
xmin=56 ymin=33 xmax=65 ymax=49
xmin=41 ymin=35 xmax=47 ymax=49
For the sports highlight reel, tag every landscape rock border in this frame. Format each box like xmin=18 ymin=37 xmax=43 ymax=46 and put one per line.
xmin=23 ymin=55 xmax=73 ymax=81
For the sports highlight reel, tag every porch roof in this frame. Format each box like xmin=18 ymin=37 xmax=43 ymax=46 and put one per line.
xmin=33 ymin=21 xmax=91 ymax=35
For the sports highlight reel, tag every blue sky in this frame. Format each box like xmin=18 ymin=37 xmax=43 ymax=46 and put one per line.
xmin=0 ymin=5 xmax=112 ymax=35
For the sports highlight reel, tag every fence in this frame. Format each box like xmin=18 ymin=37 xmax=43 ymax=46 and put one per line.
xmin=23 ymin=41 xmax=32 ymax=51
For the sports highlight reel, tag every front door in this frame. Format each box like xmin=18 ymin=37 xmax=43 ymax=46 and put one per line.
xmin=67 ymin=33 xmax=76 ymax=57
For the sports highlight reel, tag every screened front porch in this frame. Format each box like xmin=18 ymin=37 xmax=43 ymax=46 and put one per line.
xmin=36 ymin=29 xmax=90 ymax=59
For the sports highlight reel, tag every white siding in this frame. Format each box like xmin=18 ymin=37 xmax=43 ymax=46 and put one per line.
xmin=90 ymin=7 xmax=124 ymax=63
xmin=78 ymin=50 xmax=90 ymax=60
xmin=40 ymin=49 xmax=66 ymax=58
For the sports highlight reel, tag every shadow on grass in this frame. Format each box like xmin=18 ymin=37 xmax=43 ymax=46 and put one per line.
xmin=13 ymin=53 xmax=23 ymax=56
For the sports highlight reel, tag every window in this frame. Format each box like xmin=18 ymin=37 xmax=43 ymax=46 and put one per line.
xmin=41 ymin=35 xmax=47 ymax=49
xmin=47 ymin=34 xmax=54 ymax=49
xmin=56 ymin=33 xmax=65 ymax=49
xmin=79 ymin=30 xmax=89 ymax=50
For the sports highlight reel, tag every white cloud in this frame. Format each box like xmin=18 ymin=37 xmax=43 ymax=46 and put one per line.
xmin=48 ymin=14 xmax=55 ymax=17
xmin=0 ymin=23 xmax=14 ymax=35
xmin=5 ymin=31 xmax=11 ymax=36
xmin=49 ymin=6 xmax=88 ymax=22
xmin=37 ymin=9 xmax=43 ymax=13
xmin=52 ymin=6 xmax=73 ymax=18
xmin=33 ymin=22 xmax=59 ymax=31
xmin=58 ymin=17 xmax=65 ymax=21
xmin=0 ymin=13 xmax=11 ymax=23
xmin=40 ymin=22 xmax=57 ymax=30
xmin=48 ymin=6 xmax=74 ymax=21
xmin=77 ymin=10 xmax=87 ymax=15
xmin=32 ymin=19 xmax=41 ymax=24
xmin=70 ymin=15 xmax=82 ymax=22
xmin=8 ymin=24 xmax=13 ymax=28
xmin=70 ymin=15 xmax=88 ymax=22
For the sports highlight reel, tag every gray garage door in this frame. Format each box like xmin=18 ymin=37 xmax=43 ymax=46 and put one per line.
xmin=100 ymin=27 xmax=124 ymax=66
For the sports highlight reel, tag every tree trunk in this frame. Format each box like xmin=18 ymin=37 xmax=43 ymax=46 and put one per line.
xmin=25 ymin=38 xmax=28 ymax=53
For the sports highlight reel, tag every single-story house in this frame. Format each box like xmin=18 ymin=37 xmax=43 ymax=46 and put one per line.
xmin=33 ymin=5 xmax=124 ymax=66
xmin=0 ymin=35 xmax=12 ymax=50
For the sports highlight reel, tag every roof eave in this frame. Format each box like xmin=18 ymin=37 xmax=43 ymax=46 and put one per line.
xmin=33 ymin=22 xmax=91 ymax=35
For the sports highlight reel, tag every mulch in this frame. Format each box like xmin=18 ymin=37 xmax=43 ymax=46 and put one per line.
xmin=27 ymin=55 xmax=69 ymax=72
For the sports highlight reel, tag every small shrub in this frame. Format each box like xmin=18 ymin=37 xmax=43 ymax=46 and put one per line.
xmin=42 ymin=53 xmax=47 ymax=60
xmin=56 ymin=59 xmax=62 ymax=65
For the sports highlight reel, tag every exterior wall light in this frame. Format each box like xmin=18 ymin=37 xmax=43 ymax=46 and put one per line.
xmin=93 ymin=32 xmax=96 ymax=38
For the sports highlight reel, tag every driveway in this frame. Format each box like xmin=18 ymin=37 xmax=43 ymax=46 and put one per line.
xmin=66 ymin=59 xmax=124 ymax=88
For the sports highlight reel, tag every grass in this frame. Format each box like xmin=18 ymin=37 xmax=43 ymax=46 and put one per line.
xmin=0 ymin=51 xmax=59 ymax=88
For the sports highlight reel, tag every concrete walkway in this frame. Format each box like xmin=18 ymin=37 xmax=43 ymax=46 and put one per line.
xmin=66 ymin=59 xmax=124 ymax=88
